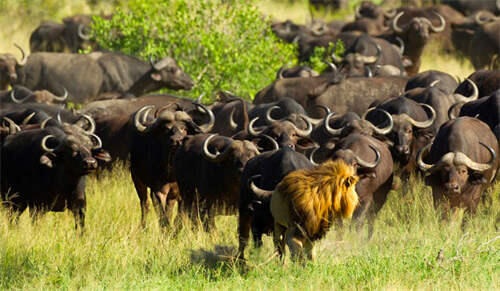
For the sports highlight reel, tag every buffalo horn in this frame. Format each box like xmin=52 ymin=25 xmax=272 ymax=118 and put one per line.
xmin=429 ymin=12 xmax=446 ymax=33
xmin=395 ymin=36 xmax=405 ymax=55
xmin=391 ymin=11 xmax=405 ymax=33
xmin=78 ymin=24 xmax=91 ymax=40
xmin=294 ymin=114 xmax=313 ymax=137
xmin=14 ymin=43 xmax=27 ymax=66
xmin=53 ymin=87 xmax=69 ymax=102
xmin=194 ymin=102 xmax=215 ymax=133
xmin=324 ymin=112 xmax=343 ymax=136
xmin=229 ymin=107 xmax=238 ymax=130
xmin=265 ymin=105 xmax=280 ymax=123
xmin=362 ymin=108 xmax=394 ymax=135
xmin=249 ymin=175 xmax=274 ymax=197
xmin=22 ymin=112 xmax=36 ymax=125
xmin=2 ymin=117 xmax=20 ymax=133
xmin=89 ymin=133 xmax=103 ymax=149
xmin=134 ymin=105 xmax=155 ymax=132
xmin=202 ymin=134 xmax=233 ymax=163
xmin=453 ymin=79 xmax=479 ymax=103
xmin=447 ymin=102 xmax=465 ymax=120
xmin=356 ymin=145 xmax=380 ymax=169
xmin=407 ymin=104 xmax=436 ymax=129
xmin=248 ymin=117 xmax=266 ymax=136
xmin=41 ymin=135 xmax=58 ymax=152
xmin=10 ymin=88 xmax=28 ymax=103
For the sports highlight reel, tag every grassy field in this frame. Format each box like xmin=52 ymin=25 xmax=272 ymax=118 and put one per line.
xmin=0 ymin=0 xmax=497 ymax=290
xmin=1 ymin=165 xmax=499 ymax=289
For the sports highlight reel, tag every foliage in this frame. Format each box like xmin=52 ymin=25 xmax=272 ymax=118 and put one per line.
xmin=91 ymin=0 xmax=296 ymax=102
xmin=305 ymin=40 xmax=344 ymax=73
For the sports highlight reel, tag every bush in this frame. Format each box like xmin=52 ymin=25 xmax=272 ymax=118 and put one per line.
xmin=91 ymin=0 xmax=296 ymax=102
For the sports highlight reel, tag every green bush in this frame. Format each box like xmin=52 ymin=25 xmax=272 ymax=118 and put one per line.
xmin=91 ymin=0 xmax=296 ymax=102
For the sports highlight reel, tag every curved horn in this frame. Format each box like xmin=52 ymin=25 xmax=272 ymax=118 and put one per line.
xmin=41 ymin=135 xmax=58 ymax=152
xmin=77 ymin=114 xmax=96 ymax=134
xmin=309 ymin=147 xmax=321 ymax=166
xmin=134 ymin=105 xmax=155 ymax=132
xmin=459 ymin=142 xmax=496 ymax=172
xmin=324 ymin=112 xmax=343 ymax=136
xmin=22 ymin=112 xmax=36 ymax=125
xmin=52 ymin=87 xmax=68 ymax=102
xmin=324 ymin=60 xmax=337 ymax=72
xmin=194 ymin=103 xmax=215 ymax=133
xmin=416 ymin=143 xmax=434 ymax=171
xmin=248 ymin=117 xmax=266 ymax=136
xmin=453 ymin=79 xmax=479 ymax=103
xmin=355 ymin=4 xmax=363 ymax=19
xmin=384 ymin=9 xmax=397 ymax=18
xmin=88 ymin=133 xmax=102 ymax=149
xmin=14 ymin=43 xmax=27 ymax=66
xmin=294 ymin=114 xmax=313 ymax=137
xmin=259 ymin=134 xmax=279 ymax=151
xmin=395 ymin=36 xmax=405 ymax=55
xmin=365 ymin=66 xmax=373 ymax=78
xmin=429 ymin=12 xmax=446 ymax=33
xmin=10 ymin=88 xmax=29 ymax=103
xmin=276 ymin=65 xmax=286 ymax=79
xmin=391 ymin=11 xmax=405 ymax=33
xmin=40 ymin=117 xmax=51 ymax=129
xmin=195 ymin=93 xmax=205 ymax=104
xmin=77 ymin=24 xmax=91 ymax=40
xmin=265 ymin=105 xmax=280 ymax=123
xmin=429 ymin=80 xmax=440 ymax=87
xmin=2 ymin=117 xmax=20 ymax=133
xmin=249 ymin=175 xmax=274 ymax=197
xmin=447 ymin=102 xmax=465 ymax=120
xmin=363 ymin=108 xmax=394 ymax=135
xmin=56 ymin=112 xmax=62 ymax=125
xmin=300 ymin=105 xmax=330 ymax=126
xmin=475 ymin=11 xmax=489 ymax=25
xmin=202 ymin=134 xmax=233 ymax=163
xmin=356 ymin=144 xmax=381 ymax=169
xmin=229 ymin=107 xmax=238 ymax=130
xmin=407 ymin=103 xmax=436 ymax=129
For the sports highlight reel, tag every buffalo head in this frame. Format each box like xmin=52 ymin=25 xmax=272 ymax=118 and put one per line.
xmin=392 ymin=12 xmax=445 ymax=44
xmin=134 ymin=101 xmax=214 ymax=147
xmin=0 ymin=44 xmax=27 ymax=90
xmin=417 ymin=142 xmax=496 ymax=195
xmin=148 ymin=57 xmax=194 ymax=91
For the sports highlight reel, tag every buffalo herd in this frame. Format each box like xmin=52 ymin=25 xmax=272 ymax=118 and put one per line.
xmin=1 ymin=1 xmax=500 ymax=260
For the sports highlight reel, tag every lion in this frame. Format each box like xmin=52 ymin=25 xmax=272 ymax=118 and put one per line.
xmin=270 ymin=160 xmax=359 ymax=261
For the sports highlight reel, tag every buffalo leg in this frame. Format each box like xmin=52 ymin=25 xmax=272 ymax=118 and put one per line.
xmin=131 ymin=172 xmax=149 ymax=228
xmin=72 ymin=207 xmax=86 ymax=232
xmin=151 ymin=188 xmax=169 ymax=228
xmin=237 ymin=211 xmax=252 ymax=260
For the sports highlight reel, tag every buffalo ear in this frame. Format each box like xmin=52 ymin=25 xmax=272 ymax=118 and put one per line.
xmin=92 ymin=148 xmax=112 ymax=163
xmin=470 ymin=172 xmax=488 ymax=185
xmin=40 ymin=153 xmax=54 ymax=168
xmin=296 ymin=137 xmax=317 ymax=149
xmin=150 ymin=72 xmax=162 ymax=81
xmin=359 ymin=172 xmax=377 ymax=179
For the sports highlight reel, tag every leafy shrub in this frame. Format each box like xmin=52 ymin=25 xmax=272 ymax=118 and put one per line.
xmin=91 ymin=0 xmax=296 ymax=102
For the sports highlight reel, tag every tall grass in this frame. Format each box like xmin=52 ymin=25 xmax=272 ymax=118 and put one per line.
xmin=1 ymin=164 xmax=498 ymax=289
xmin=0 ymin=1 xmax=497 ymax=289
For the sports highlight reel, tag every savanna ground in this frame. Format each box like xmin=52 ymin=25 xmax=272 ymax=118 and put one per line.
xmin=0 ymin=0 xmax=498 ymax=290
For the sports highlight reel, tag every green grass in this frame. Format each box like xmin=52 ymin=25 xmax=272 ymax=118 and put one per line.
xmin=1 ymin=165 xmax=499 ymax=290
xmin=0 ymin=1 xmax=497 ymax=289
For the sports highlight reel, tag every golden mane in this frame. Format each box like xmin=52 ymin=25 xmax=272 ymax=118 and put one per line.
xmin=275 ymin=160 xmax=359 ymax=240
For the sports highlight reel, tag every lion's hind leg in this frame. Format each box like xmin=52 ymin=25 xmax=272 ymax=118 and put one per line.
xmin=273 ymin=223 xmax=286 ymax=260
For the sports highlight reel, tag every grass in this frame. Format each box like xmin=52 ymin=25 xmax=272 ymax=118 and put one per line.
xmin=1 ymin=165 xmax=499 ymax=290
xmin=0 ymin=0 xmax=497 ymax=289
